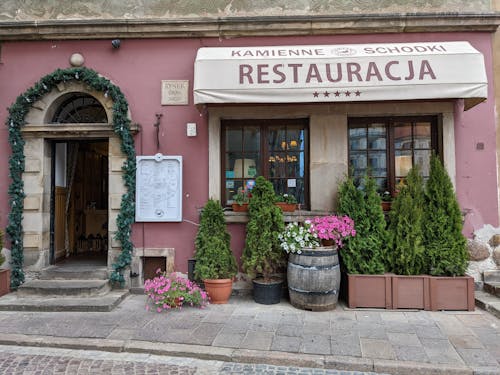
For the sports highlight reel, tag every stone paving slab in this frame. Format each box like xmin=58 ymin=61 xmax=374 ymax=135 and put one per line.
xmin=0 ymin=294 xmax=498 ymax=374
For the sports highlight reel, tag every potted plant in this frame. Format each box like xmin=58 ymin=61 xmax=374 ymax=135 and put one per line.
xmin=380 ymin=191 xmax=392 ymax=211
xmin=0 ymin=230 xmax=9 ymax=297
xmin=337 ymin=175 xmax=389 ymax=308
xmin=423 ymin=155 xmax=474 ymax=310
xmin=242 ymin=176 xmax=285 ymax=304
xmin=280 ymin=216 xmax=355 ymax=311
xmin=275 ymin=193 xmax=297 ymax=212
xmin=194 ymin=199 xmax=238 ymax=304
xmin=232 ymin=187 xmax=250 ymax=212
xmin=145 ymin=271 xmax=209 ymax=311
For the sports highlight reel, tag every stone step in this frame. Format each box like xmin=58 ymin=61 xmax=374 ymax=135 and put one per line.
xmin=483 ymin=270 xmax=500 ymax=283
xmin=484 ymin=282 xmax=500 ymax=298
xmin=39 ymin=266 xmax=108 ymax=280
xmin=0 ymin=290 xmax=129 ymax=312
xmin=475 ymin=290 xmax=500 ymax=319
xmin=17 ymin=279 xmax=111 ymax=297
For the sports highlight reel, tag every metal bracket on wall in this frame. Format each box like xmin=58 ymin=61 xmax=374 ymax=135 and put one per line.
xmin=154 ymin=113 xmax=163 ymax=150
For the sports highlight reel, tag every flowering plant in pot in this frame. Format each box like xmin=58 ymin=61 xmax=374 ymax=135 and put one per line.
xmin=232 ymin=187 xmax=251 ymax=211
xmin=144 ymin=271 xmax=209 ymax=312
xmin=308 ymin=215 xmax=356 ymax=247
xmin=194 ymin=199 xmax=238 ymax=304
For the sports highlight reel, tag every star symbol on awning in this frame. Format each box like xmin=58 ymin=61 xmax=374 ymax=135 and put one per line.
xmin=313 ymin=91 xmax=319 ymax=98
xmin=323 ymin=91 xmax=330 ymax=97
xmin=355 ymin=90 xmax=361 ymax=96
xmin=345 ymin=91 xmax=351 ymax=97
xmin=334 ymin=91 xmax=341 ymax=97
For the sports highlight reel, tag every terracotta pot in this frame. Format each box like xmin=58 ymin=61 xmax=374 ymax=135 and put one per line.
xmin=381 ymin=201 xmax=392 ymax=211
xmin=203 ymin=278 xmax=233 ymax=304
xmin=231 ymin=203 xmax=248 ymax=212
xmin=321 ymin=239 xmax=335 ymax=246
xmin=0 ymin=269 xmax=10 ymax=297
xmin=275 ymin=202 xmax=297 ymax=212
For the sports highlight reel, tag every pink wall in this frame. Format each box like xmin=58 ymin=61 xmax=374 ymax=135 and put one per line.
xmin=0 ymin=31 xmax=496 ymax=271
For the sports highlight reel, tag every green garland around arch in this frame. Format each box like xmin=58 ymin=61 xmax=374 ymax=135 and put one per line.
xmin=6 ymin=67 xmax=136 ymax=288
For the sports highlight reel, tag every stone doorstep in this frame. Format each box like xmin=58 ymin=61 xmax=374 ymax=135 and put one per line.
xmin=475 ymin=291 xmax=500 ymax=320
xmin=0 ymin=290 xmax=129 ymax=312
xmin=484 ymin=271 xmax=500 ymax=283
xmin=39 ymin=267 xmax=109 ymax=280
xmin=483 ymin=282 xmax=500 ymax=298
xmin=17 ymin=279 xmax=111 ymax=297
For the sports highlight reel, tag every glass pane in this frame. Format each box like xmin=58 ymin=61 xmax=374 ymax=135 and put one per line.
xmin=233 ymin=156 xmax=258 ymax=178
xmin=368 ymin=125 xmax=386 ymax=150
xmin=374 ymin=178 xmax=387 ymax=193
xmin=225 ymin=180 xmax=244 ymax=205
xmin=349 ymin=151 xmax=367 ymax=171
xmin=268 ymin=127 xmax=286 ymax=151
xmin=269 ymin=153 xmax=287 ymax=178
xmin=394 ymin=123 xmax=412 ymax=150
xmin=286 ymin=152 xmax=303 ymax=177
xmin=287 ymin=128 xmax=305 ymax=151
xmin=349 ymin=127 xmax=367 ymax=150
xmin=368 ymin=151 xmax=387 ymax=177
xmin=395 ymin=150 xmax=412 ymax=177
xmin=226 ymin=128 xmax=242 ymax=152
xmin=415 ymin=150 xmax=431 ymax=176
xmin=414 ymin=122 xmax=431 ymax=149
xmin=243 ymin=127 xmax=260 ymax=151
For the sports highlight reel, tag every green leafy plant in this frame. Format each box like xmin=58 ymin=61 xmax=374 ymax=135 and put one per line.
xmin=0 ymin=230 xmax=4 ymax=267
xmin=144 ymin=271 xmax=209 ymax=311
xmin=194 ymin=199 xmax=237 ymax=280
xmin=380 ymin=191 xmax=392 ymax=202
xmin=386 ymin=166 xmax=426 ymax=275
xmin=233 ymin=187 xmax=250 ymax=205
xmin=337 ymin=174 xmax=386 ymax=274
xmin=5 ymin=67 xmax=136 ymax=288
xmin=242 ymin=176 xmax=285 ymax=281
xmin=423 ymin=155 xmax=468 ymax=276
xmin=275 ymin=193 xmax=297 ymax=204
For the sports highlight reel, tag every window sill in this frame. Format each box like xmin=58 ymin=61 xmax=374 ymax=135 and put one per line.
xmin=224 ymin=209 xmax=333 ymax=224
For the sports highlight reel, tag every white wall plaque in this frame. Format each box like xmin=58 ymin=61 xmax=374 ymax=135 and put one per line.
xmin=136 ymin=154 xmax=182 ymax=222
xmin=161 ymin=80 xmax=189 ymax=105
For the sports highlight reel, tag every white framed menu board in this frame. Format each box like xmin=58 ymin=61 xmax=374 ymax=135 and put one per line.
xmin=136 ymin=154 xmax=182 ymax=222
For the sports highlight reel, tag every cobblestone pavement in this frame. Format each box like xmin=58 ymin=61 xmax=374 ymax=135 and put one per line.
xmin=0 ymin=345 xmax=382 ymax=374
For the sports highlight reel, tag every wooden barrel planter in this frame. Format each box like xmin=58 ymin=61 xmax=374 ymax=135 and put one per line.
xmin=287 ymin=246 xmax=340 ymax=311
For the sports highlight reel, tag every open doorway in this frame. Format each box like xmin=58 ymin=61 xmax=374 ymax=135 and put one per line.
xmin=51 ymin=140 xmax=109 ymax=265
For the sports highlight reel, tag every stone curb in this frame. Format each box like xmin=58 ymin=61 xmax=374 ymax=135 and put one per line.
xmin=0 ymin=333 xmax=492 ymax=375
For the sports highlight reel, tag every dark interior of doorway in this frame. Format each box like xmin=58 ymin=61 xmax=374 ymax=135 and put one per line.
xmin=51 ymin=140 xmax=108 ymax=265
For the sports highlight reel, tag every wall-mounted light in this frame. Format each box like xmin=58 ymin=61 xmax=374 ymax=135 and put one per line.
xmin=111 ymin=39 xmax=121 ymax=49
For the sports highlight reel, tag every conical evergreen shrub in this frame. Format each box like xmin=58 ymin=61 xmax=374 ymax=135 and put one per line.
xmin=337 ymin=175 xmax=386 ymax=274
xmin=242 ymin=176 xmax=285 ymax=281
xmin=423 ymin=155 xmax=468 ymax=276
xmin=387 ymin=167 xmax=426 ymax=275
xmin=194 ymin=199 xmax=237 ymax=280
xmin=0 ymin=230 xmax=4 ymax=267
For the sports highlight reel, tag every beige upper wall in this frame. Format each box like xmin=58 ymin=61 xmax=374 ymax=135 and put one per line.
xmin=0 ymin=0 xmax=494 ymax=21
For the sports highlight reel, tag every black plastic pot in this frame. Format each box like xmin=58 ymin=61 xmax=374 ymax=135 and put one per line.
xmin=252 ymin=278 xmax=283 ymax=305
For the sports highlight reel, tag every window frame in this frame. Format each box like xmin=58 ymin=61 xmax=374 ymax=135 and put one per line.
xmin=221 ymin=118 xmax=310 ymax=209
xmin=348 ymin=115 xmax=441 ymax=195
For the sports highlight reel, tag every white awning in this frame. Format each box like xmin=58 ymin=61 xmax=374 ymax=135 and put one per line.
xmin=194 ymin=41 xmax=487 ymax=110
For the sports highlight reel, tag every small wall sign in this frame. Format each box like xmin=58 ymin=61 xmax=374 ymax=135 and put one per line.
xmin=161 ymin=80 xmax=189 ymax=105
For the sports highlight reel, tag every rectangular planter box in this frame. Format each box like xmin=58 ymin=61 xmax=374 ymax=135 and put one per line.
xmin=346 ymin=273 xmax=474 ymax=311
xmin=429 ymin=275 xmax=474 ymax=311
xmin=0 ymin=269 xmax=10 ymax=297
xmin=347 ymin=274 xmax=392 ymax=309
xmin=392 ymin=275 xmax=431 ymax=310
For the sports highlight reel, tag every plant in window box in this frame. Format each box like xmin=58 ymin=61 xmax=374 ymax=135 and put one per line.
xmin=232 ymin=187 xmax=250 ymax=212
xmin=275 ymin=193 xmax=297 ymax=212
xmin=380 ymin=191 xmax=393 ymax=211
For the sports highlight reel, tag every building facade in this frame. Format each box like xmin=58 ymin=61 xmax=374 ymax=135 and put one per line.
xmin=0 ymin=1 xmax=499 ymax=287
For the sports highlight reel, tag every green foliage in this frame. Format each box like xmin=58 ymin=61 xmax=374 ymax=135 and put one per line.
xmin=194 ymin=199 xmax=237 ymax=280
xmin=387 ymin=167 xmax=426 ymax=275
xmin=337 ymin=175 xmax=386 ymax=274
xmin=423 ymin=155 xmax=468 ymax=276
xmin=242 ymin=176 xmax=285 ymax=281
xmin=6 ymin=67 xmax=136 ymax=288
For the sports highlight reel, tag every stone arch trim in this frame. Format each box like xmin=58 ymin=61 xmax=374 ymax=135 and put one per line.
xmin=6 ymin=67 xmax=136 ymax=288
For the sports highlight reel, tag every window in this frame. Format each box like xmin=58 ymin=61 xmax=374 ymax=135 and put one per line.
xmin=51 ymin=94 xmax=108 ymax=124
xmin=222 ymin=119 xmax=309 ymax=207
xmin=348 ymin=116 xmax=439 ymax=194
